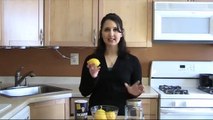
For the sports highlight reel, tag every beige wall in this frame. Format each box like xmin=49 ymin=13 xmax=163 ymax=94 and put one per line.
xmin=0 ymin=43 xmax=213 ymax=77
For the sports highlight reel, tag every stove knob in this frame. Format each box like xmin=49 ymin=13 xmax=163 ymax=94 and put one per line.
xmin=172 ymin=101 xmax=176 ymax=107
xmin=172 ymin=101 xmax=186 ymax=107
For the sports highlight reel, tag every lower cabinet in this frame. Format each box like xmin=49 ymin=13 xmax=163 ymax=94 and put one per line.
xmin=70 ymin=97 xmax=158 ymax=119
xmin=141 ymin=98 xmax=158 ymax=119
xmin=30 ymin=98 xmax=70 ymax=119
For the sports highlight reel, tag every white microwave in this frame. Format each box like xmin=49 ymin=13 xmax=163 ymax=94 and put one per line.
xmin=153 ymin=2 xmax=213 ymax=43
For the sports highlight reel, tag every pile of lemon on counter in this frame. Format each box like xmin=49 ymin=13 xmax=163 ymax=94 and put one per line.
xmin=94 ymin=107 xmax=116 ymax=120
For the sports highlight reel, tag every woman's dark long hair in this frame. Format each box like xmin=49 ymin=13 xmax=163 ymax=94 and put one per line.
xmin=94 ymin=13 xmax=129 ymax=58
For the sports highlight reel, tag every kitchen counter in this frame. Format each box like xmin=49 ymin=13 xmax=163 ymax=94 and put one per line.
xmin=63 ymin=85 xmax=159 ymax=98
xmin=138 ymin=86 xmax=159 ymax=98
xmin=0 ymin=90 xmax=72 ymax=119
xmin=0 ymin=76 xmax=159 ymax=119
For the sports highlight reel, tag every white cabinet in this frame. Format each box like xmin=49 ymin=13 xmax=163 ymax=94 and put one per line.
xmin=10 ymin=106 xmax=30 ymax=119
xmin=194 ymin=0 xmax=213 ymax=1
xmin=0 ymin=0 xmax=2 ymax=44
xmin=1 ymin=0 xmax=43 ymax=47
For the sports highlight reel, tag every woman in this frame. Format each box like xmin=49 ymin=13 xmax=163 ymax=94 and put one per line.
xmin=79 ymin=13 xmax=144 ymax=115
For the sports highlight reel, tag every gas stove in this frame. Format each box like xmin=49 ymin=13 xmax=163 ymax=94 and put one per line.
xmin=151 ymin=78 xmax=213 ymax=99
xmin=159 ymin=85 xmax=188 ymax=94
xmin=150 ymin=61 xmax=213 ymax=119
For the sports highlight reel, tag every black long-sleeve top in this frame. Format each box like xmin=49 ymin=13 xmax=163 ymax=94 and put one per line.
xmin=79 ymin=53 xmax=142 ymax=115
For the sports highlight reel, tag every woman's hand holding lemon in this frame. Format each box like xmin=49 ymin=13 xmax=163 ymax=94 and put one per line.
xmin=87 ymin=58 xmax=101 ymax=78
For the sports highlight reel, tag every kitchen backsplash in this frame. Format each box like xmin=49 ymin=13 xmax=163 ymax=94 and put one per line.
xmin=1 ymin=44 xmax=213 ymax=77
xmin=0 ymin=76 xmax=149 ymax=88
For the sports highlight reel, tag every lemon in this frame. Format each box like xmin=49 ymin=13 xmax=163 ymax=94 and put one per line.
xmin=94 ymin=108 xmax=107 ymax=120
xmin=87 ymin=58 xmax=100 ymax=67
xmin=106 ymin=111 xmax=116 ymax=119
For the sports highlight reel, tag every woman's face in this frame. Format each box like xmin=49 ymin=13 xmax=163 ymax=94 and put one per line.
xmin=101 ymin=20 xmax=122 ymax=47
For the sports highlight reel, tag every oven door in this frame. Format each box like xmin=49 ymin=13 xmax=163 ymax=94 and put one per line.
xmin=160 ymin=108 xmax=213 ymax=119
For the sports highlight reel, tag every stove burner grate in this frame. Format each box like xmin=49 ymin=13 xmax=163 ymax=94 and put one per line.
xmin=159 ymin=85 xmax=189 ymax=94
xmin=198 ymin=86 xmax=213 ymax=94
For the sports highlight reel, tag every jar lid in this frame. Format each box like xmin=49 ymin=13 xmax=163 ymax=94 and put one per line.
xmin=126 ymin=99 xmax=142 ymax=107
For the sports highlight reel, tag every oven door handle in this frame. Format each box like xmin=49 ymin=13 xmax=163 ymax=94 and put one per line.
xmin=161 ymin=108 xmax=213 ymax=115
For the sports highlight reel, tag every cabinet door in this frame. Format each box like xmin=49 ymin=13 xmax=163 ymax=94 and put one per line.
xmin=30 ymin=99 xmax=70 ymax=119
xmin=142 ymin=99 xmax=158 ymax=119
xmin=45 ymin=0 xmax=98 ymax=47
xmin=2 ymin=0 xmax=43 ymax=47
xmin=99 ymin=0 xmax=152 ymax=47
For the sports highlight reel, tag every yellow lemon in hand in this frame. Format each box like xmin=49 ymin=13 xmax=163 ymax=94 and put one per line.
xmin=94 ymin=108 xmax=107 ymax=120
xmin=106 ymin=111 xmax=116 ymax=119
xmin=87 ymin=58 xmax=100 ymax=67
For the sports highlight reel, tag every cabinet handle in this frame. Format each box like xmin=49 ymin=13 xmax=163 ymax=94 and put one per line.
xmin=39 ymin=29 xmax=43 ymax=45
xmin=93 ymin=29 xmax=97 ymax=46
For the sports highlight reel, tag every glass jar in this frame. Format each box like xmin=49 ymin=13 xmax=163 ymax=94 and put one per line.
xmin=125 ymin=99 xmax=144 ymax=120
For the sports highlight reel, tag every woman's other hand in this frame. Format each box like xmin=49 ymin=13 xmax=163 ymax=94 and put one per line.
xmin=124 ymin=81 xmax=144 ymax=96
xmin=87 ymin=64 xmax=101 ymax=78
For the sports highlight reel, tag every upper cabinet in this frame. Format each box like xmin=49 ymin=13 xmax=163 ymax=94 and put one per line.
xmin=45 ymin=0 xmax=152 ymax=47
xmin=1 ymin=0 xmax=212 ymax=47
xmin=99 ymin=0 xmax=152 ymax=47
xmin=1 ymin=0 xmax=43 ymax=47
xmin=45 ymin=0 xmax=99 ymax=47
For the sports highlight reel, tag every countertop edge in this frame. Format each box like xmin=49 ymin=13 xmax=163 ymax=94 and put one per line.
xmin=0 ymin=91 xmax=72 ymax=119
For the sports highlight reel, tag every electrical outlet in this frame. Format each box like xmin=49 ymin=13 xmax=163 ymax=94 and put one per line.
xmin=70 ymin=53 xmax=79 ymax=65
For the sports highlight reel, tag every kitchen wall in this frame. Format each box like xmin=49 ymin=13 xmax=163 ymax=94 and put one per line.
xmin=0 ymin=43 xmax=213 ymax=77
